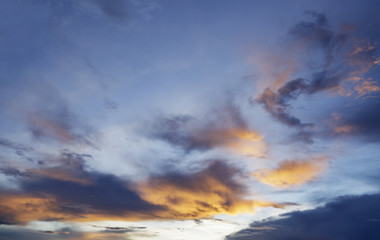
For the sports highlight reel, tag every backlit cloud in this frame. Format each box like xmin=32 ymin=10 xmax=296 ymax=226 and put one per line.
xmin=138 ymin=161 xmax=287 ymax=219
xmin=0 ymin=153 xmax=288 ymax=225
xmin=252 ymin=157 xmax=327 ymax=188
xmin=149 ymin=103 xmax=267 ymax=157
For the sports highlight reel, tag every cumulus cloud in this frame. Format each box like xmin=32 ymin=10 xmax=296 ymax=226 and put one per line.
xmin=0 ymin=153 xmax=289 ymax=225
xmin=0 ymin=152 xmax=160 ymax=225
xmin=225 ymin=193 xmax=380 ymax=240
xmin=149 ymin=103 xmax=267 ymax=157
xmin=252 ymin=157 xmax=327 ymax=188
xmin=138 ymin=161 xmax=288 ymax=219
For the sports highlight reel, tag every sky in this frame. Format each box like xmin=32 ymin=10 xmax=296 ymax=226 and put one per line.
xmin=0 ymin=0 xmax=380 ymax=239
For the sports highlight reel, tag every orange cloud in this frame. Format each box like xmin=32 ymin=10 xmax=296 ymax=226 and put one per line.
xmin=253 ymin=158 xmax=327 ymax=188
xmin=28 ymin=114 xmax=76 ymax=143
xmin=0 ymin=193 xmax=72 ymax=224
xmin=0 ymin=192 xmax=160 ymax=224
xmin=153 ymin=104 xmax=268 ymax=157
xmin=354 ymin=80 xmax=380 ymax=98
xmin=329 ymin=112 xmax=357 ymax=135
xmin=339 ymin=41 xmax=380 ymax=97
xmin=137 ymin=161 xmax=286 ymax=219
xmin=0 ymin=160 xmax=290 ymax=224
xmin=334 ymin=124 xmax=356 ymax=134
xmin=192 ymin=128 xmax=267 ymax=158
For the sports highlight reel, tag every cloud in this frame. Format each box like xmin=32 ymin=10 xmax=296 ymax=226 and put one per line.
xmin=137 ymin=161 xmax=288 ymax=219
xmin=255 ymin=11 xmax=379 ymax=133
xmin=354 ymin=80 xmax=380 ymax=98
xmin=23 ymin=87 xmax=98 ymax=148
xmin=149 ymin=103 xmax=267 ymax=157
xmin=252 ymin=158 xmax=327 ymax=188
xmin=327 ymin=100 xmax=380 ymax=141
xmin=87 ymin=0 xmax=159 ymax=22
xmin=0 ymin=226 xmax=144 ymax=240
xmin=225 ymin=193 xmax=380 ymax=240
xmin=88 ymin=0 xmax=128 ymax=21
xmin=0 ymin=152 xmax=161 ymax=225
xmin=0 ymin=152 xmax=289 ymax=225
xmin=0 ymin=138 xmax=33 ymax=156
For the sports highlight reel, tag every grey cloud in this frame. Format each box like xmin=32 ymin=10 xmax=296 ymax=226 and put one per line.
xmin=89 ymin=0 xmax=128 ymax=21
xmin=25 ymin=87 xmax=98 ymax=148
xmin=0 ymin=151 xmax=162 ymax=225
xmin=0 ymin=226 xmax=136 ymax=240
xmin=329 ymin=99 xmax=380 ymax=141
xmin=257 ymin=87 xmax=311 ymax=128
xmin=0 ymin=138 xmax=33 ymax=153
xmin=226 ymin=193 xmax=380 ymax=240
xmin=256 ymin=11 xmax=379 ymax=141
xmin=148 ymin=103 xmax=265 ymax=155
xmin=289 ymin=11 xmax=347 ymax=67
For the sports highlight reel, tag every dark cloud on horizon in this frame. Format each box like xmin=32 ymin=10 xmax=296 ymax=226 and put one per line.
xmin=92 ymin=224 xmax=147 ymax=234
xmin=226 ymin=193 xmax=380 ymax=240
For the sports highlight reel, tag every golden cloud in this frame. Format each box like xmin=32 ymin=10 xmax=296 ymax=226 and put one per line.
xmin=252 ymin=158 xmax=327 ymax=188
xmin=0 ymin=193 xmax=72 ymax=224
xmin=192 ymin=128 xmax=267 ymax=158
xmin=0 ymin=161 xmax=290 ymax=224
xmin=137 ymin=161 xmax=285 ymax=219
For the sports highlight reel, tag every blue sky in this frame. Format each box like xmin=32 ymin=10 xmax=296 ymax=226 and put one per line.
xmin=0 ymin=1 xmax=380 ymax=239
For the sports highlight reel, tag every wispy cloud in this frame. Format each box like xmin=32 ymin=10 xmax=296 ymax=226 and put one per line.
xmin=326 ymin=100 xmax=380 ymax=141
xmin=254 ymin=11 xmax=379 ymax=138
xmin=20 ymin=87 xmax=99 ymax=148
xmin=148 ymin=103 xmax=267 ymax=157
